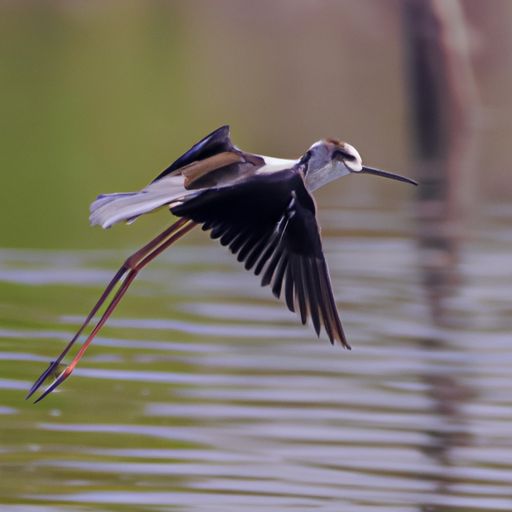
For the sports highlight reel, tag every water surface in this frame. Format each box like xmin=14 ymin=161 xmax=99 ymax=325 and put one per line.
xmin=1 ymin=205 xmax=511 ymax=511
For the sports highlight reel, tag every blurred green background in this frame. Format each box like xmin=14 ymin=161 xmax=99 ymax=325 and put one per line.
xmin=2 ymin=2 xmax=512 ymax=511
xmin=1 ymin=0 xmax=510 ymax=250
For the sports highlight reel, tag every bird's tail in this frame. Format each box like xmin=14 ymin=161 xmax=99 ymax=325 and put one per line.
xmin=89 ymin=175 xmax=193 ymax=229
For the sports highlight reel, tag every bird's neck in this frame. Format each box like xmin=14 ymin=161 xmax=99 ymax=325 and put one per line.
xmin=305 ymin=163 xmax=348 ymax=192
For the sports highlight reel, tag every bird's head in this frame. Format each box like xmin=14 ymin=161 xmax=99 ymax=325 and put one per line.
xmin=303 ymin=139 xmax=417 ymax=191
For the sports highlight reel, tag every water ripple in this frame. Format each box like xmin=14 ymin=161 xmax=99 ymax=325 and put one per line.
xmin=3 ymin=208 xmax=512 ymax=511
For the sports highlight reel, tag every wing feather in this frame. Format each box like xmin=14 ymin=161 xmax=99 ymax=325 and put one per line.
xmin=245 ymin=233 xmax=273 ymax=271
xmin=304 ymin=258 xmax=321 ymax=336
xmin=254 ymin=234 xmax=280 ymax=276
xmin=284 ymin=262 xmax=296 ymax=313
xmin=152 ymin=125 xmax=235 ymax=182
xmin=261 ymin=244 xmax=284 ymax=287
xmin=271 ymin=253 xmax=288 ymax=299
xmin=171 ymin=170 xmax=349 ymax=347
xmin=293 ymin=256 xmax=308 ymax=324
xmin=90 ymin=126 xmax=262 ymax=229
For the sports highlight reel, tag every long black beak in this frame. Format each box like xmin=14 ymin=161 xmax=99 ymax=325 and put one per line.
xmin=361 ymin=166 xmax=418 ymax=186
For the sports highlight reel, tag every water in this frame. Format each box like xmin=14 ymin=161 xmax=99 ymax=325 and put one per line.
xmin=1 ymin=205 xmax=511 ymax=512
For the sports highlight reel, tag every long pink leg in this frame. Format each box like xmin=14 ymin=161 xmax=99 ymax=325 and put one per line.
xmin=28 ymin=218 xmax=196 ymax=402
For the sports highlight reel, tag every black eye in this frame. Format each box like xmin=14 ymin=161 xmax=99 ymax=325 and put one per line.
xmin=300 ymin=150 xmax=312 ymax=165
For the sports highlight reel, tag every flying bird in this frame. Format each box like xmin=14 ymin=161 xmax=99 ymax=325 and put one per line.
xmin=27 ymin=125 xmax=417 ymax=402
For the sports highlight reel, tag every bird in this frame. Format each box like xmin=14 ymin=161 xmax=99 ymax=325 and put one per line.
xmin=27 ymin=125 xmax=417 ymax=402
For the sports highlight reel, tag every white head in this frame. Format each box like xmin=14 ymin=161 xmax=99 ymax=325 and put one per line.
xmin=302 ymin=139 xmax=416 ymax=192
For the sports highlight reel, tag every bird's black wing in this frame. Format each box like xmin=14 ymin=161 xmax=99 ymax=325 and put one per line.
xmin=171 ymin=169 xmax=349 ymax=347
xmin=152 ymin=125 xmax=235 ymax=183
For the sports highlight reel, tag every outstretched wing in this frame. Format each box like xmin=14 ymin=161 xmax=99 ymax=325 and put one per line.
xmin=171 ymin=168 xmax=349 ymax=347
xmin=152 ymin=125 xmax=236 ymax=183
xmin=90 ymin=126 xmax=268 ymax=228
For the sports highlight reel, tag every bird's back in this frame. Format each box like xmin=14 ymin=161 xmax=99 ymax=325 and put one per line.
xmin=89 ymin=126 xmax=296 ymax=229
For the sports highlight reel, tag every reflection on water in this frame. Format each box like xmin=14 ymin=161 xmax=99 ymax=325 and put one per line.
xmin=1 ymin=206 xmax=511 ymax=511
